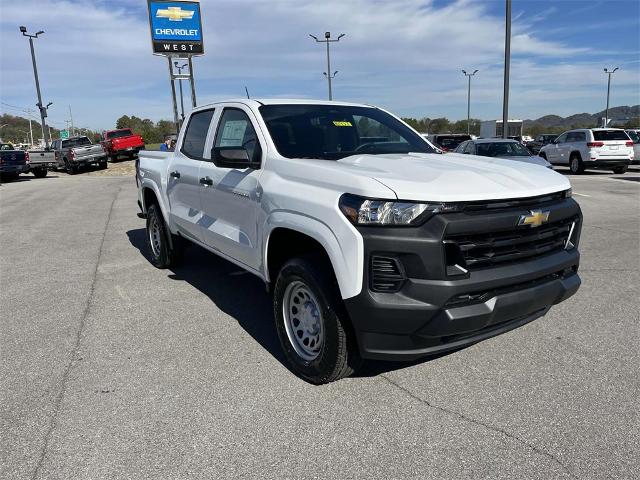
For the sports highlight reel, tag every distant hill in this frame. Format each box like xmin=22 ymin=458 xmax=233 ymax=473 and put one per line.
xmin=523 ymin=105 xmax=640 ymax=133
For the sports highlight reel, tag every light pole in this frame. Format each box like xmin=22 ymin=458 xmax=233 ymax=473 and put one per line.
xmin=501 ymin=0 xmax=511 ymax=139
xmin=603 ymin=67 xmax=618 ymax=127
xmin=174 ymin=61 xmax=188 ymax=121
xmin=462 ymin=69 xmax=478 ymax=135
xmin=20 ymin=26 xmax=51 ymax=149
xmin=309 ymin=32 xmax=345 ymax=100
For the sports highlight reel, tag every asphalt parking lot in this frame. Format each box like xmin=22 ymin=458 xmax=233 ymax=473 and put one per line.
xmin=1 ymin=167 xmax=639 ymax=480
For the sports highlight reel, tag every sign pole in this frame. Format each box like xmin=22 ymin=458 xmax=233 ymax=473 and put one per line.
xmin=168 ymin=57 xmax=180 ymax=131
xmin=188 ymin=56 xmax=197 ymax=108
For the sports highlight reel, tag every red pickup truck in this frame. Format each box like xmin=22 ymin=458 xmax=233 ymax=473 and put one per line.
xmin=101 ymin=128 xmax=145 ymax=162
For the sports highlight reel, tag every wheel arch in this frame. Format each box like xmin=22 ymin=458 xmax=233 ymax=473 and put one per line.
xmin=263 ymin=213 xmax=364 ymax=300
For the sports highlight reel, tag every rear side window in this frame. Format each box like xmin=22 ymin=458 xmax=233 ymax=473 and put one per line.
xmin=592 ymin=130 xmax=630 ymax=141
xmin=567 ymin=132 xmax=586 ymax=142
xmin=181 ymin=109 xmax=215 ymax=159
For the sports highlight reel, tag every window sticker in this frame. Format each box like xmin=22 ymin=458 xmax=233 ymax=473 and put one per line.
xmin=220 ymin=120 xmax=248 ymax=147
xmin=333 ymin=120 xmax=353 ymax=127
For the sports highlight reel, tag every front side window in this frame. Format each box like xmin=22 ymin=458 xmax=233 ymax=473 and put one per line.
xmin=259 ymin=104 xmax=435 ymax=160
xmin=454 ymin=141 xmax=468 ymax=153
xmin=181 ymin=109 xmax=215 ymax=159
xmin=214 ymin=108 xmax=261 ymax=163
xmin=555 ymin=133 xmax=568 ymax=144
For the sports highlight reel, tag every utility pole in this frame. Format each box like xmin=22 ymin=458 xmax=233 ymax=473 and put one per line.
xmin=20 ymin=26 xmax=51 ymax=149
xmin=501 ymin=0 xmax=511 ymax=139
xmin=309 ymin=32 xmax=345 ymax=100
xmin=603 ymin=67 xmax=618 ymax=127
xmin=174 ymin=61 xmax=188 ymax=121
xmin=462 ymin=69 xmax=478 ymax=135
xmin=68 ymin=105 xmax=75 ymax=137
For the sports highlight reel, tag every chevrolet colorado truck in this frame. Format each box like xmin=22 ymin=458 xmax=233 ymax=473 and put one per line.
xmin=137 ymin=99 xmax=582 ymax=384
xmin=0 ymin=143 xmax=29 ymax=181
xmin=52 ymin=136 xmax=107 ymax=174
xmin=101 ymin=128 xmax=145 ymax=162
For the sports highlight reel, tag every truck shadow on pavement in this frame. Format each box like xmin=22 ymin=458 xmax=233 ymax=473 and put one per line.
xmin=126 ymin=228 xmax=445 ymax=380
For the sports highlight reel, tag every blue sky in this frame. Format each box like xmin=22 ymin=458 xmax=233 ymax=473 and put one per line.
xmin=1 ymin=0 xmax=638 ymax=131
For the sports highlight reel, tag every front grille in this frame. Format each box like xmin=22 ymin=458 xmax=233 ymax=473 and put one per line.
xmin=370 ymin=256 xmax=405 ymax=293
xmin=445 ymin=216 xmax=578 ymax=270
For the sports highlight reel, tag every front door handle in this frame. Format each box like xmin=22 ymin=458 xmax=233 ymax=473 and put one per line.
xmin=170 ymin=171 xmax=181 ymax=179
xmin=199 ymin=177 xmax=213 ymax=187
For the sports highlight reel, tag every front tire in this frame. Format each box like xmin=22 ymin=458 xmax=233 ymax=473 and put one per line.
xmin=145 ymin=204 xmax=181 ymax=268
xmin=273 ymin=256 xmax=360 ymax=384
xmin=569 ymin=154 xmax=584 ymax=174
xmin=612 ymin=166 xmax=628 ymax=174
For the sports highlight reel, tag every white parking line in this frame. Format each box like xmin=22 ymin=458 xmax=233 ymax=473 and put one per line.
xmin=572 ymin=192 xmax=591 ymax=197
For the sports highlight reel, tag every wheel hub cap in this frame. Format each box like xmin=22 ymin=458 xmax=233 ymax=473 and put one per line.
xmin=283 ymin=281 xmax=323 ymax=361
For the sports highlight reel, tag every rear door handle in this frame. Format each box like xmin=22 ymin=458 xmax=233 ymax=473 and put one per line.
xmin=170 ymin=171 xmax=181 ymax=178
xmin=199 ymin=177 xmax=213 ymax=186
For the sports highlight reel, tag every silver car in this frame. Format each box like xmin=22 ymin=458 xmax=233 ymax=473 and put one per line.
xmin=454 ymin=138 xmax=552 ymax=168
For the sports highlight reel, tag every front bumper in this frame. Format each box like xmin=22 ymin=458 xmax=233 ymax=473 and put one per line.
xmin=344 ymin=197 xmax=582 ymax=361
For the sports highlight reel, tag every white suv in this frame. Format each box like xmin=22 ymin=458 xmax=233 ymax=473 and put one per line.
xmin=539 ymin=128 xmax=634 ymax=174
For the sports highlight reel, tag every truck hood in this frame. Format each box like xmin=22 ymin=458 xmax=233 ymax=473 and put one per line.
xmin=335 ymin=152 xmax=570 ymax=201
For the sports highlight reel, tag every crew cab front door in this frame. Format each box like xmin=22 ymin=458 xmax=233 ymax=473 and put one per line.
xmin=198 ymin=106 xmax=264 ymax=271
xmin=167 ymin=109 xmax=215 ymax=242
xmin=545 ymin=133 xmax=567 ymax=163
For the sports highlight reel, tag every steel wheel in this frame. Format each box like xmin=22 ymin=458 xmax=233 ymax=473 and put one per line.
xmin=283 ymin=280 xmax=324 ymax=361
xmin=148 ymin=214 xmax=162 ymax=258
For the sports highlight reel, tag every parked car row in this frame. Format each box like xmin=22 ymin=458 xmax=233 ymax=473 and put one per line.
xmin=421 ymin=127 xmax=637 ymax=175
xmin=0 ymin=128 xmax=146 ymax=181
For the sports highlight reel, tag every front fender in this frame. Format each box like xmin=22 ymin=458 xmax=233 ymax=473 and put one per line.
xmin=263 ymin=211 xmax=364 ymax=300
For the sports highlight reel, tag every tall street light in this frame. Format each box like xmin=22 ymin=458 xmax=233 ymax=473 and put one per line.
xmin=20 ymin=26 xmax=51 ymax=149
xmin=501 ymin=0 xmax=511 ymax=139
xmin=462 ymin=69 xmax=478 ymax=135
xmin=603 ymin=67 xmax=619 ymax=127
xmin=174 ymin=61 xmax=188 ymax=121
xmin=309 ymin=32 xmax=345 ymax=100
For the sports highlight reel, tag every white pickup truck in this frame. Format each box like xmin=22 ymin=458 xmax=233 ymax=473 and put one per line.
xmin=137 ymin=99 xmax=582 ymax=384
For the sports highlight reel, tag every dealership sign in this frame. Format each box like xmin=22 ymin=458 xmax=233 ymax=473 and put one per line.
xmin=147 ymin=1 xmax=204 ymax=55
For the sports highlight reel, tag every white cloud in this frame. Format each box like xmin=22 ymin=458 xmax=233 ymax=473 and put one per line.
xmin=0 ymin=0 xmax=638 ymax=129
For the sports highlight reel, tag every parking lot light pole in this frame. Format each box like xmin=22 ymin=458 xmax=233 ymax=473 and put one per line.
xmin=462 ymin=69 xmax=478 ymax=135
xmin=309 ymin=32 xmax=345 ymax=100
xmin=502 ymin=0 xmax=511 ymax=139
xmin=174 ymin=61 xmax=188 ymax=121
xmin=20 ymin=26 xmax=50 ymax=149
xmin=603 ymin=67 xmax=618 ymax=127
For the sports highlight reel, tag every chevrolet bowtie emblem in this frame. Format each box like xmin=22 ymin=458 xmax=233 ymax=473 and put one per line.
xmin=156 ymin=6 xmax=195 ymax=21
xmin=518 ymin=209 xmax=550 ymax=228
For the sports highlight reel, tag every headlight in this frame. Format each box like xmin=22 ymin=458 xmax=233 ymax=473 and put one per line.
xmin=339 ymin=194 xmax=463 ymax=226
xmin=564 ymin=188 xmax=572 ymax=198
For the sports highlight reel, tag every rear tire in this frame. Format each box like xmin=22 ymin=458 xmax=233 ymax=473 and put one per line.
xmin=612 ymin=166 xmax=628 ymax=174
xmin=569 ymin=154 xmax=584 ymax=174
xmin=32 ymin=168 xmax=47 ymax=178
xmin=145 ymin=204 xmax=182 ymax=268
xmin=99 ymin=160 xmax=108 ymax=170
xmin=273 ymin=256 xmax=361 ymax=384
xmin=65 ymin=159 xmax=77 ymax=175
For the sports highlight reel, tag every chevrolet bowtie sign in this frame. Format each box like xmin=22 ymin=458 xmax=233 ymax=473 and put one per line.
xmin=148 ymin=1 xmax=204 ymax=55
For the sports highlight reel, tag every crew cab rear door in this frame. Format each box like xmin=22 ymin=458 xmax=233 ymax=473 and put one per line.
xmin=167 ymin=108 xmax=215 ymax=243
xmin=197 ymin=105 xmax=264 ymax=272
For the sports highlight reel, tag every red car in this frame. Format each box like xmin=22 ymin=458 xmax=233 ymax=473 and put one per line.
xmin=101 ymin=128 xmax=145 ymax=162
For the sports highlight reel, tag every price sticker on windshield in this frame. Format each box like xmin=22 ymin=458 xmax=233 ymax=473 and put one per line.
xmin=333 ymin=121 xmax=353 ymax=127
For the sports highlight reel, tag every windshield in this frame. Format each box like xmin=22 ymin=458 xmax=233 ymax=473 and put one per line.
xmin=259 ymin=104 xmax=434 ymax=160
xmin=476 ymin=142 xmax=531 ymax=157
xmin=434 ymin=135 xmax=471 ymax=149
xmin=107 ymin=129 xmax=133 ymax=139
xmin=593 ymin=130 xmax=630 ymax=141
xmin=62 ymin=137 xmax=92 ymax=148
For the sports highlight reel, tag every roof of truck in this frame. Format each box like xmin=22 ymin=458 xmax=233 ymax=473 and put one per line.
xmin=202 ymin=98 xmax=374 ymax=108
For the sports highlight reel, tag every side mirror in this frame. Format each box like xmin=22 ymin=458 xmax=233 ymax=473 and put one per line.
xmin=211 ymin=146 xmax=259 ymax=169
